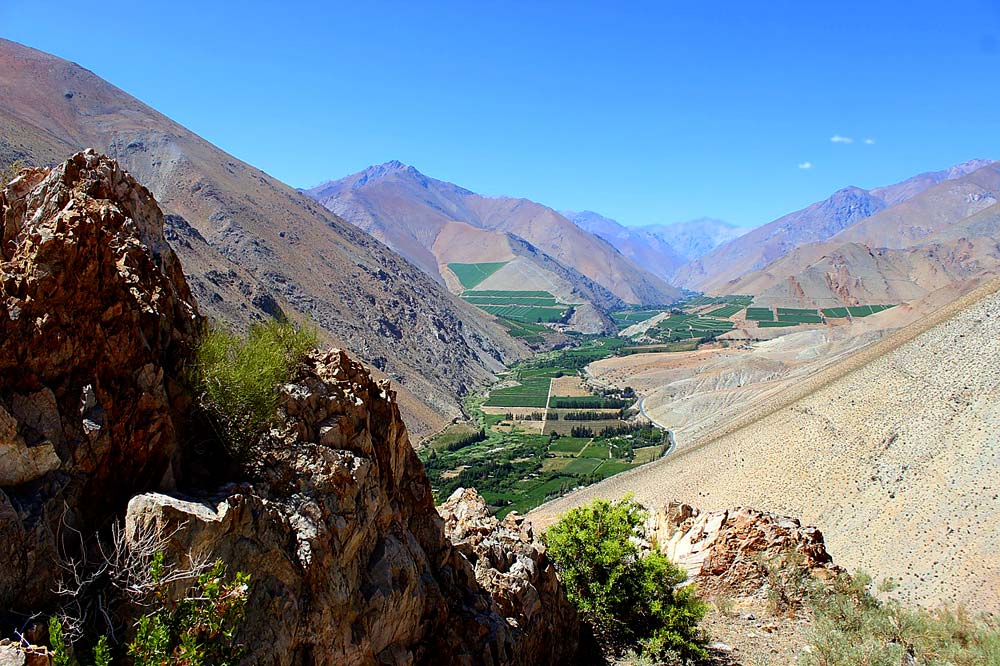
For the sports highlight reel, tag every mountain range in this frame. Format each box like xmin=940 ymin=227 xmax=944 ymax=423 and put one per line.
xmin=3 ymin=36 xmax=1000 ymax=435
xmin=675 ymin=159 xmax=996 ymax=294
xmin=303 ymin=162 xmax=680 ymax=308
xmin=724 ymin=161 xmax=1000 ymax=307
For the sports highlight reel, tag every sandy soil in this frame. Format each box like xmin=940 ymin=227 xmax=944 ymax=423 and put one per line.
xmin=549 ymin=375 xmax=592 ymax=397
xmin=530 ymin=278 xmax=1000 ymax=611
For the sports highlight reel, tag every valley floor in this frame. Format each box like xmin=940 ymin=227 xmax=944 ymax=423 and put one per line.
xmin=529 ymin=278 xmax=1000 ymax=612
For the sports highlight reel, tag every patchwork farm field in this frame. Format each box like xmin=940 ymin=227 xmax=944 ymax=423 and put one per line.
xmin=776 ymin=308 xmax=823 ymax=323
xmin=463 ymin=295 xmax=560 ymax=306
xmin=483 ymin=376 xmax=551 ymax=407
xmin=849 ymin=304 xmax=895 ymax=316
xmin=469 ymin=289 xmax=552 ymax=297
xmin=421 ymin=338 xmax=669 ymax=516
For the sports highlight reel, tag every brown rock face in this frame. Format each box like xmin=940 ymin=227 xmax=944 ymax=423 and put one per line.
xmin=126 ymin=352 xmax=577 ymax=665
xmin=0 ymin=151 xmax=198 ymax=611
xmin=438 ymin=489 xmax=579 ymax=665
xmin=650 ymin=502 xmax=842 ymax=598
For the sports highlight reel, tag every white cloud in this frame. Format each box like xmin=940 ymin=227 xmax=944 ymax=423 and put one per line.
xmin=864 ymin=138 xmax=876 ymax=145
xmin=830 ymin=135 xmax=854 ymax=144
xmin=798 ymin=161 xmax=814 ymax=170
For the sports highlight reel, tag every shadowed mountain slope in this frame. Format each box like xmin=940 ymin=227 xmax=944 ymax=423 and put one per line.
xmin=0 ymin=38 xmax=525 ymax=437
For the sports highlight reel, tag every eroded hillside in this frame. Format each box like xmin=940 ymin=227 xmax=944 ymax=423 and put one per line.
xmin=531 ymin=278 xmax=1000 ymax=611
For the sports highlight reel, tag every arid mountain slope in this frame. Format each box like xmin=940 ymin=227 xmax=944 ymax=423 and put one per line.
xmin=676 ymin=160 xmax=994 ymax=292
xmin=531 ymin=278 xmax=1000 ymax=611
xmin=0 ymin=38 xmax=526 ymax=436
xmin=729 ymin=166 xmax=1000 ymax=307
xmin=305 ymin=162 xmax=680 ymax=305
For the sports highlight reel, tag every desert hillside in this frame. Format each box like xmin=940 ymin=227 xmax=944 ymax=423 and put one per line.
xmin=530 ymin=278 xmax=1000 ymax=611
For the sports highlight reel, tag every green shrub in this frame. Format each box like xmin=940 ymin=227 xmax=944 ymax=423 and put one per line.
xmin=128 ymin=553 xmax=250 ymax=666
xmin=49 ymin=616 xmax=71 ymax=666
xmin=190 ymin=320 xmax=316 ymax=462
xmin=805 ymin=571 xmax=1000 ymax=665
xmin=47 ymin=617 xmax=112 ymax=666
xmin=542 ymin=497 xmax=707 ymax=662
xmin=92 ymin=636 xmax=111 ymax=666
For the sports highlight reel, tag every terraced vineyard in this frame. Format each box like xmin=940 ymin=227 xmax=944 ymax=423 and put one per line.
xmin=649 ymin=313 xmax=734 ymax=342
xmin=746 ymin=307 xmax=775 ymax=321
xmin=848 ymin=304 xmax=895 ymax=316
xmin=705 ymin=303 xmax=743 ymax=318
xmin=459 ymin=288 xmax=572 ymax=324
xmin=447 ymin=261 xmax=509 ymax=288
xmin=776 ymin=308 xmax=823 ymax=324
xmin=494 ymin=317 xmax=549 ymax=344
xmin=610 ymin=308 xmax=673 ymax=326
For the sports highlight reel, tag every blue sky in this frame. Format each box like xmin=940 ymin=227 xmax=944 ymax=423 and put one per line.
xmin=3 ymin=1 xmax=999 ymax=227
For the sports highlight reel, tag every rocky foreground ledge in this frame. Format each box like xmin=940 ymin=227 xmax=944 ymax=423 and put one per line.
xmin=0 ymin=152 xmax=841 ymax=665
xmin=0 ymin=152 xmax=578 ymax=665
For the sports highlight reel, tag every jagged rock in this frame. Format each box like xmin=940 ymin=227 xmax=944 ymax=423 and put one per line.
xmin=126 ymin=351 xmax=576 ymax=665
xmin=1 ymin=152 xmax=576 ymax=664
xmin=0 ymin=151 xmax=199 ymax=612
xmin=0 ymin=640 xmax=51 ymax=666
xmin=438 ymin=488 xmax=579 ymax=665
xmin=650 ymin=502 xmax=842 ymax=598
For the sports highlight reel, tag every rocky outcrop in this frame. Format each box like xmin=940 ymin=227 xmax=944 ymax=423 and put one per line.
xmin=649 ymin=502 xmax=842 ymax=598
xmin=0 ymin=151 xmax=199 ymax=612
xmin=0 ymin=152 xmax=576 ymax=664
xmin=438 ymin=489 xmax=579 ymax=665
xmin=126 ymin=352 xmax=577 ymax=665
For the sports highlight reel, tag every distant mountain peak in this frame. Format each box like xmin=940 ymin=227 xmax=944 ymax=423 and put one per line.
xmin=947 ymin=158 xmax=995 ymax=178
xmin=353 ymin=160 xmax=421 ymax=186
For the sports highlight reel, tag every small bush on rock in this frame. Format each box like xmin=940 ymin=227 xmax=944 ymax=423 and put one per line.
xmin=128 ymin=553 xmax=250 ymax=666
xmin=542 ymin=497 xmax=707 ymax=663
xmin=190 ymin=320 xmax=316 ymax=462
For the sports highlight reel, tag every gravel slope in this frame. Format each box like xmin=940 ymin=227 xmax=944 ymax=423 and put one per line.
xmin=530 ymin=278 xmax=1000 ymax=611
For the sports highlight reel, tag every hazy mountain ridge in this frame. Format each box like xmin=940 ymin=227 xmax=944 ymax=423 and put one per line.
xmin=676 ymin=159 xmax=995 ymax=293
xmin=563 ymin=211 xmax=741 ymax=282
xmin=305 ymin=163 xmax=681 ymax=305
xmin=642 ymin=217 xmax=743 ymax=262
xmin=732 ymin=163 xmax=1000 ymax=307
